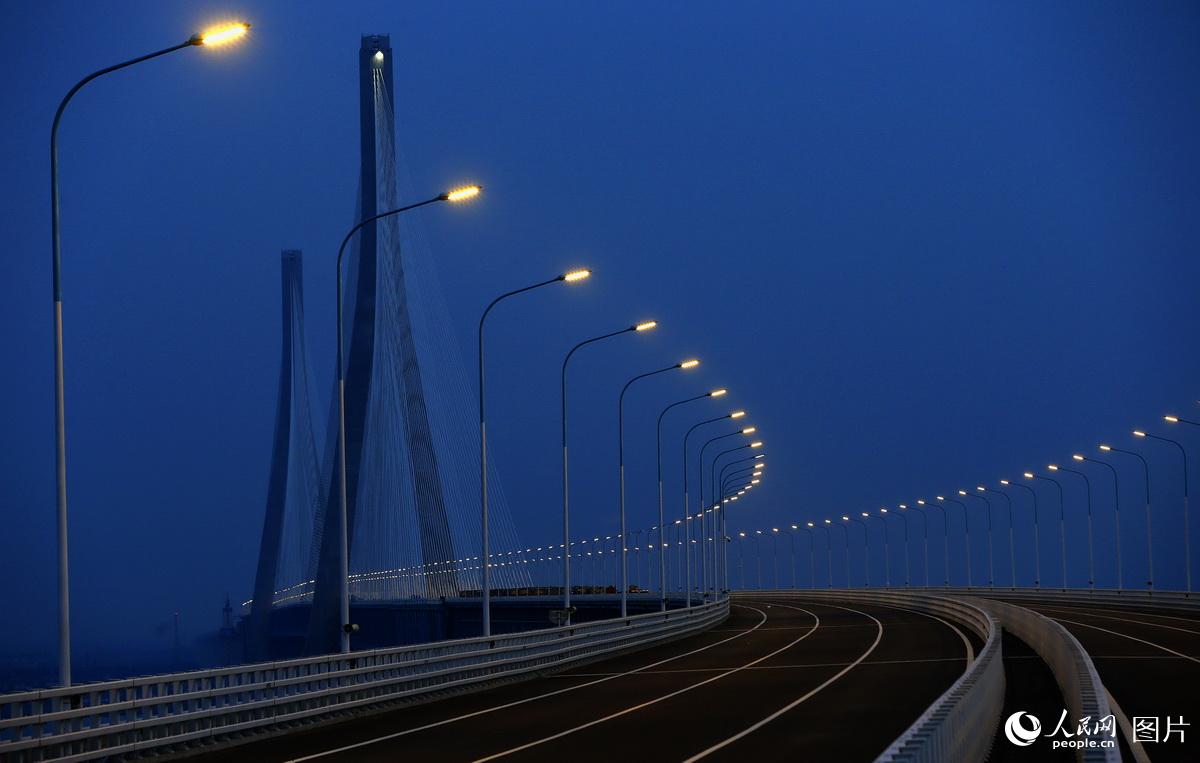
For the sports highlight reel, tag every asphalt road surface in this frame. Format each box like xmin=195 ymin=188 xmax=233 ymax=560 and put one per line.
xmin=1011 ymin=598 xmax=1200 ymax=763
xmin=199 ymin=595 xmax=977 ymax=762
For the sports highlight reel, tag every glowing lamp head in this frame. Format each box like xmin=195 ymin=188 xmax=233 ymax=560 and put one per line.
xmin=936 ymin=495 xmax=945 ymax=501
xmin=1099 ymin=444 xmax=1111 ymax=451
xmin=751 ymin=479 xmax=760 ymax=484
xmin=806 ymin=522 xmax=814 ymax=528
xmin=443 ymin=185 xmax=482 ymax=202
xmin=750 ymin=441 xmax=763 ymax=448
xmin=772 ymin=527 xmax=779 ymax=533
xmin=741 ymin=426 xmax=757 ymax=435
xmin=1165 ymin=416 xmax=1180 ymax=423
xmin=1048 ymin=464 xmax=1059 ymax=471
xmin=958 ymin=490 xmax=967 ymax=496
xmin=730 ymin=410 xmax=746 ymax=419
xmin=976 ymin=486 xmax=985 ymax=492
xmin=861 ymin=512 xmax=868 ymax=517
xmin=1024 ymin=472 xmax=1035 ymax=479
xmin=1133 ymin=430 xmax=1146 ymax=438
xmin=824 ymin=519 xmax=832 ymax=524
xmin=679 ymin=359 xmax=700 ymax=369
xmin=739 ymin=532 xmax=746 ymax=537
xmin=1072 ymin=454 xmax=1084 ymax=461
xmin=842 ymin=515 xmax=850 ymax=521
xmin=562 ymin=269 xmax=592 ymax=282
xmin=917 ymin=499 xmax=926 ymax=505
xmin=709 ymin=388 xmax=727 ymax=397
xmin=752 ymin=471 xmax=762 ymax=477
xmin=634 ymin=320 xmax=658 ymax=332
xmin=899 ymin=504 xmax=908 ymax=509
xmin=1000 ymin=479 xmax=1010 ymax=485
xmin=373 ymin=50 xmax=385 ymax=65
xmin=754 ymin=454 xmax=765 ymax=459
xmin=194 ymin=22 xmax=250 ymax=47
xmin=791 ymin=524 xmax=798 ymax=529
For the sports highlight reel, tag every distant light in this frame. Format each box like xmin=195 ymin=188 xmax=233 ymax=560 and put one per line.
xmin=999 ymin=480 xmax=1010 ymax=485
xmin=562 ymin=269 xmax=591 ymax=282
xmin=750 ymin=441 xmax=763 ymax=448
xmin=1024 ymin=472 xmax=1035 ymax=479
xmin=899 ymin=504 xmax=908 ymax=509
xmin=936 ymin=496 xmax=945 ymax=501
xmin=1165 ymin=416 xmax=1180 ymax=423
xmin=976 ymin=486 xmax=985 ymax=492
xmin=1072 ymin=454 xmax=1084 ymax=461
xmin=752 ymin=471 xmax=762 ymax=477
xmin=917 ymin=499 xmax=926 ymax=505
xmin=680 ymin=359 xmax=700 ymax=369
xmin=861 ymin=512 xmax=868 ymax=517
xmin=1048 ymin=464 xmax=1059 ymax=471
xmin=751 ymin=479 xmax=760 ymax=484
xmin=730 ymin=410 xmax=746 ymax=419
xmin=710 ymin=388 xmax=727 ymax=397
xmin=754 ymin=454 xmax=765 ymax=459
xmin=807 ymin=522 xmax=814 ymax=527
xmin=791 ymin=524 xmax=798 ymax=529
xmin=958 ymin=490 xmax=967 ymax=496
xmin=880 ymin=508 xmax=888 ymax=513
xmin=1132 ymin=430 xmax=1146 ymax=438
xmin=841 ymin=515 xmax=850 ymax=521
xmin=635 ymin=320 xmax=658 ymax=332
xmin=1099 ymin=444 xmax=1111 ymax=451
xmin=197 ymin=23 xmax=250 ymax=47
xmin=741 ymin=427 xmax=757 ymax=435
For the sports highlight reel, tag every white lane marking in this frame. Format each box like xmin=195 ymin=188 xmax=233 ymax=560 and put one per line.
xmin=1031 ymin=604 xmax=1200 ymax=636
xmin=470 ymin=605 xmax=822 ymax=762
xmin=285 ymin=606 xmax=770 ymax=762
xmin=1017 ymin=600 xmax=1200 ymax=625
xmin=1050 ymin=617 xmax=1200 ymax=664
xmin=682 ymin=601 xmax=884 ymax=762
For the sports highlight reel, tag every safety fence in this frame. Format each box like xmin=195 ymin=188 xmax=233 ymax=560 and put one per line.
xmin=0 ymin=600 xmax=728 ymax=761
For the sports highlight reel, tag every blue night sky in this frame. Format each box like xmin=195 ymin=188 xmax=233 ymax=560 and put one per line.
xmin=2 ymin=1 xmax=1199 ymax=669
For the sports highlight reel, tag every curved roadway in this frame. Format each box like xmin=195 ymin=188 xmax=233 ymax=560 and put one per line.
xmin=200 ymin=595 xmax=977 ymax=762
xmin=1008 ymin=598 xmax=1200 ymax=763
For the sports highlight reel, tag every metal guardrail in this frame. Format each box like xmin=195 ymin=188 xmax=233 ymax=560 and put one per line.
xmin=736 ymin=589 xmax=1004 ymax=763
xmin=0 ymin=600 xmax=728 ymax=762
xmin=876 ymin=586 xmax=1198 ymax=613
xmin=973 ymin=598 xmax=1120 ymax=763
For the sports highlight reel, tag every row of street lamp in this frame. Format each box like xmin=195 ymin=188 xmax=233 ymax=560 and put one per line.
xmin=733 ymin=415 xmax=1197 ymax=594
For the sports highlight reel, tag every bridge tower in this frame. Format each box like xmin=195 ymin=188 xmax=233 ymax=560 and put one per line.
xmin=304 ymin=35 xmax=458 ymax=655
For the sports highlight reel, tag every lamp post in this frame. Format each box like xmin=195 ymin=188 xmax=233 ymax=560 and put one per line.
xmin=828 ymin=519 xmax=850 ymax=588
xmin=866 ymin=512 xmax=890 ymax=587
xmin=810 ymin=522 xmax=833 ymax=588
xmin=681 ymin=413 xmax=745 ymax=606
xmin=938 ymin=495 xmax=971 ymax=587
xmin=917 ymin=499 xmax=948 ymax=586
xmin=709 ymin=444 xmax=763 ymax=598
xmin=698 ymin=430 xmax=759 ymax=601
xmin=883 ymin=508 xmax=909 ymax=587
xmin=617 ymin=359 xmax=701 ymax=616
xmin=1049 ymin=463 xmax=1094 ymax=590
xmin=48 ymin=21 xmax=251 ymax=687
xmin=753 ymin=530 xmax=765 ymax=587
xmin=1102 ymin=444 xmax=1153 ymax=589
xmin=847 ymin=515 xmax=870 ymax=587
xmin=1074 ymin=454 xmax=1122 ymax=590
xmin=335 ymin=186 xmax=484 ymax=653
xmin=784 ymin=525 xmax=798 ymax=588
xmin=999 ymin=479 xmax=1039 ymax=588
xmin=1026 ymin=472 xmax=1067 ymax=589
xmin=977 ymin=487 xmax=1014 ymax=589
xmin=654 ymin=388 xmax=725 ymax=609
xmin=479 ymin=268 xmax=590 ymax=636
xmin=770 ymin=528 xmax=782 ymax=588
xmin=1136 ymin=429 xmax=1189 ymax=592
xmin=902 ymin=503 xmax=929 ymax=587
xmin=960 ymin=490 xmax=993 ymax=587
xmin=794 ymin=523 xmax=815 ymax=587
xmin=561 ymin=321 xmax=657 ymax=622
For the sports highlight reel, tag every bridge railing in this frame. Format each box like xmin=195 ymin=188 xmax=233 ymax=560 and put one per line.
xmin=737 ymin=589 xmax=1004 ymax=763
xmin=0 ymin=599 xmax=727 ymax=762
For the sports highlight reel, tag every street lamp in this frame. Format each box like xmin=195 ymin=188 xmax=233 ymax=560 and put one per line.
xmin=867 ymin=511 xmax=891 ymax=587
xmin=1025 ymin=472 xmax=1068 ymax=589
xmin=917 ymin=499 xmax=948 ymax=586
xmin=560 ymin=321 xmax=657 ymax=621
xmin=334 ymin=187 xmax=484 ymax=652
xmin=616 ymin=359 xmax=701 ymax=615
xmin=810 ymin=521 xmax=833 ymax=588
xmin=1135 ymin=429 xmax=1190 ymax=592
xmin=794 ymin=523 xmax=815 ymax=587
xmin=998 ymin=479 xmax=1038 ymax=588
xmin=845 ymin=515 xmax=870 ymax=587
xmin=960 ymin=489 xmax=993 ymax=587
xmin=1049 ymin=463 xmax=1094 ymax=590
xmin=937 ymin=495 xmax=971 ymax=587
xmin=698 ymin=429 xmax=758 ymax=601
xmin=48 ymin=19 xmax=252 ymax=687
xmin=657 ymin=387 xmax=729 ymax=605
xmin=681 ymin=413 xmax=743 ymax=605
xmin=902 ymin=503 xmax=929 ymax=587
xmin=1074 ymin=453 xmax=1122 ymax=590
xmin=977 ymin=486 xmax=1014 ymax=589
xmin=1101 ymin=444 xmax=1153 ymax=589
xmin=828 ymin=519 xmax=850 ymax=588
xmin=708 ymin=438 xmax=762 ymax=598
xmin=479 ymin=268 xmax=590 ymax=635
xmin=884 ymin=507 xmax=910 ymax=587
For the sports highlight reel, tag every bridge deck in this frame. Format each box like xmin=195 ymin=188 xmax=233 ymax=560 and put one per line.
xmin=193 ymin=595 xmax=975 ymax=762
